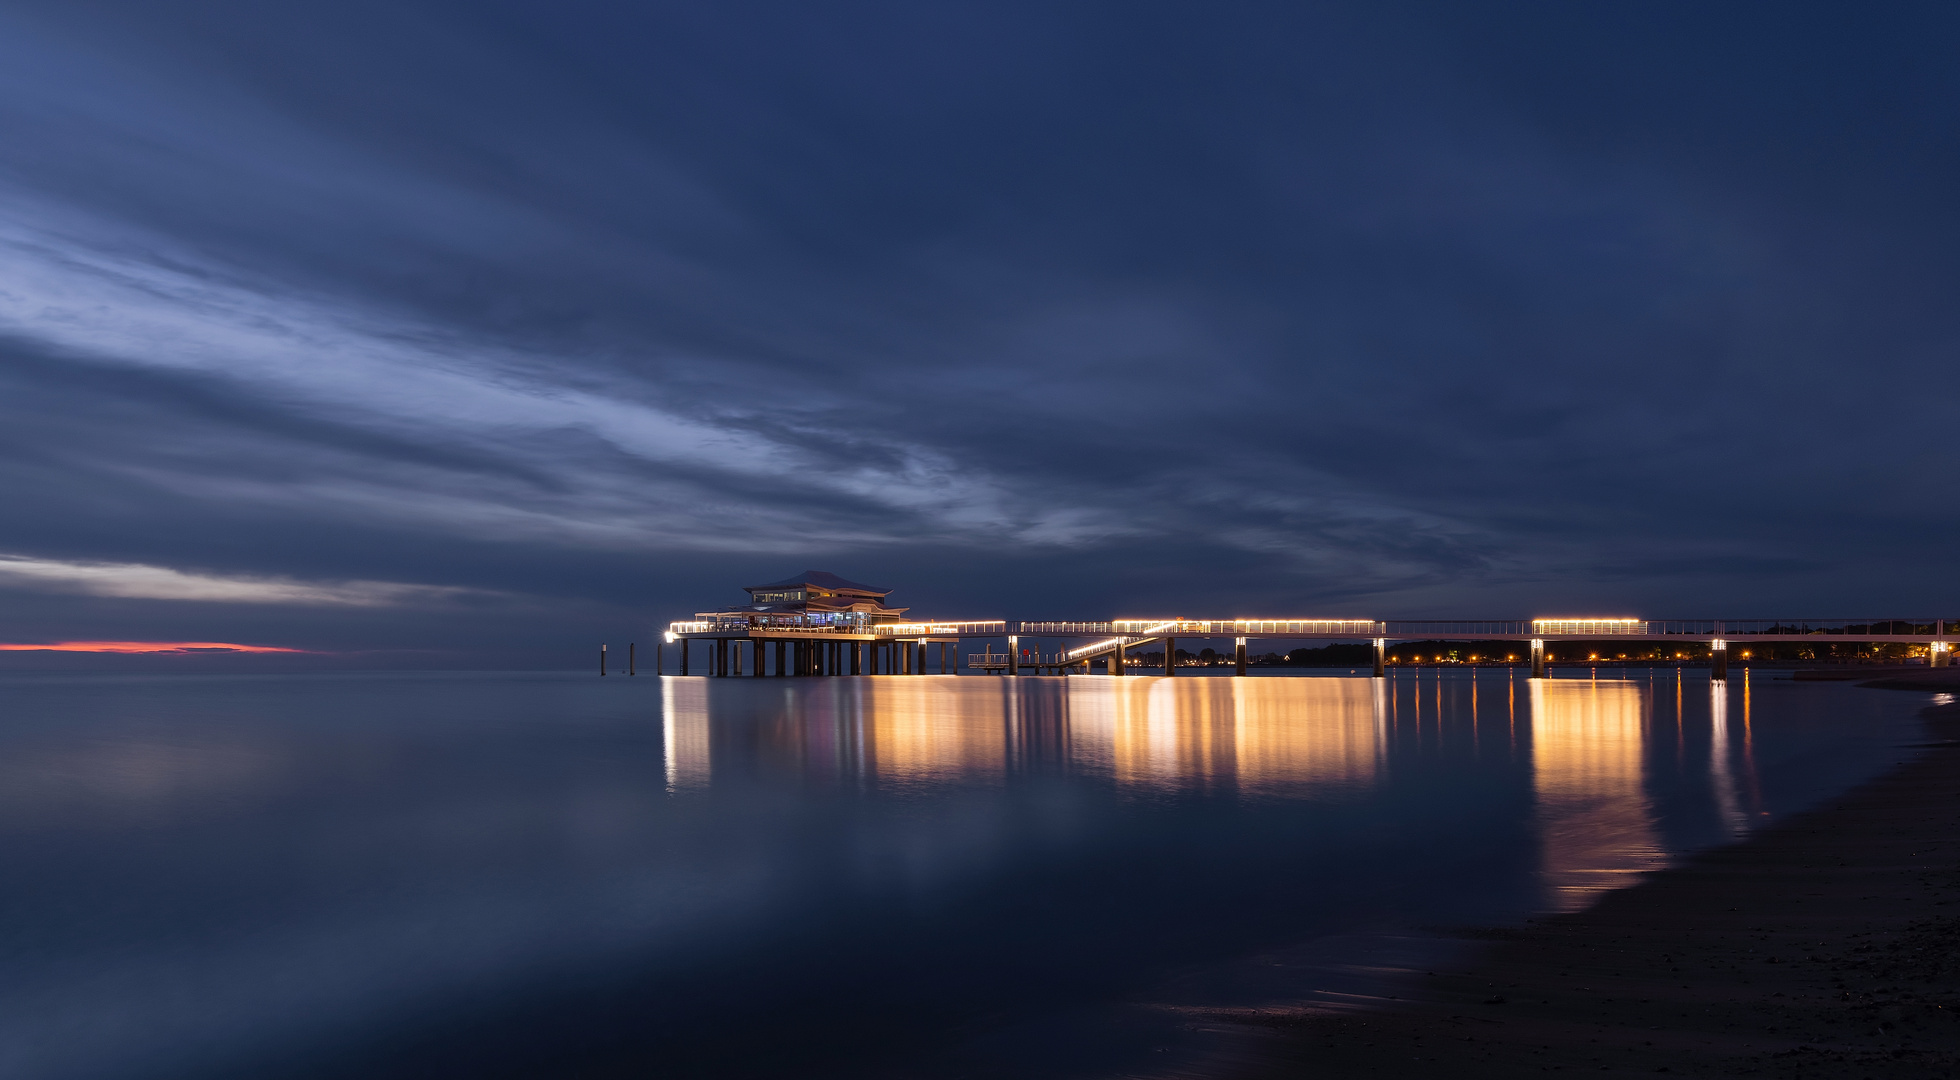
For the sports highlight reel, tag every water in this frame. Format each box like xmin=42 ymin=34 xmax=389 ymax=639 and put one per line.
xmin=0 ymin=667 xmax=1933 ymax=1079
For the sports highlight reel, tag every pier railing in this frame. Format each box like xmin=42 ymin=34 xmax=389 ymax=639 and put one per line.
xmin=674 ymin=616 xmax=1960 ymax=642
xmin=874 ymin=621 xmax=1008 ymax=637
xmin=670 ymin=617 xmax=1007 ymax=637
xmin=1020 ymin=619 xmax=1384 ymax=637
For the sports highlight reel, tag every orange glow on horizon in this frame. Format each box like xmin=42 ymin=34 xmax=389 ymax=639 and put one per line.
xmin=0 ymin=641 xmax=306 ymax=654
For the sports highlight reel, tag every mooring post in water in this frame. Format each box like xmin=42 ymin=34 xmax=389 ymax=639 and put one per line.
xmin=681 ymin=639 xmax=689 ymax=676
xmin=629 ymin=643 xmax=635 ymax=676
xmin=1711 ymin=638 xmax=1728 ymax=681
xmin=1935 ymin=640 xmax=1951 ymax=668
xmin=1111 ymin=639 xmax=1124 ymax=676
xmin=1007 ymin=635 xmax=1019 ymax=676
xmin=1164 ymin=636 xmax=1175 ymax=677
xmin=1373 ymin=637 xmax=1386 ymax=678
xmin=1529 ymin=638 xmax=1545 ymax=679
xmin=600 ymin=643 xmax=607 ymax=676
xmin=1235 ymin=636 xmax=1247 ymax=676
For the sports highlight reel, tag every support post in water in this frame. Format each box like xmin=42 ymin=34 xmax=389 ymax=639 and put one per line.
xmin=1235 ymin=636 xmax=1247 ymax=676
xmin=1111 ymin=639 xmax=1124 ymax=676
xmin=1936 ymin=640 xmax=1952 ymax=669
xmin=1373 ymin=637 xmax=1386 ymax=678
xmin=1007 ymin=635 xmax=1019 ymax=677
xmin=1529 ymin=638 xmax=1545 ymax=679
xmin=1164 ymin=636 xmax=1175 ymax=676
xmin=1711 ymin=638 xmax=1728 ymax=681
xmin=629 ymin=643 xmax=635 ymax=676
xmin=681 ymin=639 xmax=689 ymax=676
xmin=600 ymin=643 xmax=607 ymax=676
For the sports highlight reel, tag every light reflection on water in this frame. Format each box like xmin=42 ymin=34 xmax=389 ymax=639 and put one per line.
xmin=659 ymin=671 xmax=1828 ymax=913
xmin=662 ymin=677 xmax=1389 ymax=798
xmin=1529 ymin=679 xmax=1665 ymax=909
xmin=0 ymin=670 xmax=1930 ymax=1080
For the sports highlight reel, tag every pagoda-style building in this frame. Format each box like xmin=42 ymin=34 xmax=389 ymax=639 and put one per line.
xmin=721 ymin=570 xmax=909 ymax=631
xmin=667 ymin=571 xmax=999 ymax=677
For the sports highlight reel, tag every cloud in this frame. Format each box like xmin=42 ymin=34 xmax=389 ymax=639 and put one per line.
xmin=0 ymin=0 xmax=1953 ymax=644
xmin=0 ymin=640 xmax=304 ymax=653
xmin=0 ymin=554 xmax=486 ymax=607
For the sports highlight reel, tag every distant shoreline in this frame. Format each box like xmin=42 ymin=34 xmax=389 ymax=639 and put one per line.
xmin=1227 ymin=692 xmax=1960 ymax=1077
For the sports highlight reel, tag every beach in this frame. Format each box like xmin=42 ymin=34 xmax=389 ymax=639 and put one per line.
xmin=1231 ymin=687 xmax=1960 ymax=1078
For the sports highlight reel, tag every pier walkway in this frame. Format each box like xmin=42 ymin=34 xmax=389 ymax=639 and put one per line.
xmin=662 ymin=617 xmax=1958 ymax=680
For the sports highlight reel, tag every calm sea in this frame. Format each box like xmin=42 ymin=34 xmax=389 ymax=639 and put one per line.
xmin=0 ymin=668 xmax=1934 ymax=1079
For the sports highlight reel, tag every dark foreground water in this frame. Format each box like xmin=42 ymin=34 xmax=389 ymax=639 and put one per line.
xmin=0 ymin=668 xmax=1939 ymax=1079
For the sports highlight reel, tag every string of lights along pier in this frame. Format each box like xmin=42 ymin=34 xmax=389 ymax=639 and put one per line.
xmin=630 ymin=571 xmax=1958 ymax=681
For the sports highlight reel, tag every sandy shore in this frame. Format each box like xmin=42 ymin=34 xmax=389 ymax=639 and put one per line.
xmin=1222 ymin=697 xmax=1960 ymax=1078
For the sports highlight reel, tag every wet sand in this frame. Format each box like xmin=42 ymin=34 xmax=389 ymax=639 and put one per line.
xmin=1224 ymin=697 xmax=1960 ymax=1078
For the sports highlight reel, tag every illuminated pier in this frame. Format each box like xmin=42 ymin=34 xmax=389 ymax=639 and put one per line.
xmin=664 ymin=576 xmax=1957 ymax=681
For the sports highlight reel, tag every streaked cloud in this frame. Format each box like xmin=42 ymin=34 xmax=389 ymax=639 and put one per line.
xmin=0 ymin=640 xmax=304 ymax=653
xmin=0 ymin=555 xmax=483 ymax=607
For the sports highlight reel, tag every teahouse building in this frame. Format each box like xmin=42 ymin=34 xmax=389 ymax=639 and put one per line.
xmin=719 ymin=570 xmax=909 ymax=631
xmin=666 ymin=570 xmax=993 ymax=677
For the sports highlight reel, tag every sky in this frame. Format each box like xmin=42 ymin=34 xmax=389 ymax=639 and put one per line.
xmin=1 ymin=0 xmax=1957 ymax=667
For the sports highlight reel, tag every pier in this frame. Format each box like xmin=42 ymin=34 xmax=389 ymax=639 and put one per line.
xmin=662 ymin=573 xmax=1955 ymax=681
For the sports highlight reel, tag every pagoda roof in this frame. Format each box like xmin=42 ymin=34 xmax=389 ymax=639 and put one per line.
xmin=745 ymin=570 xmax=890 ymax=595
